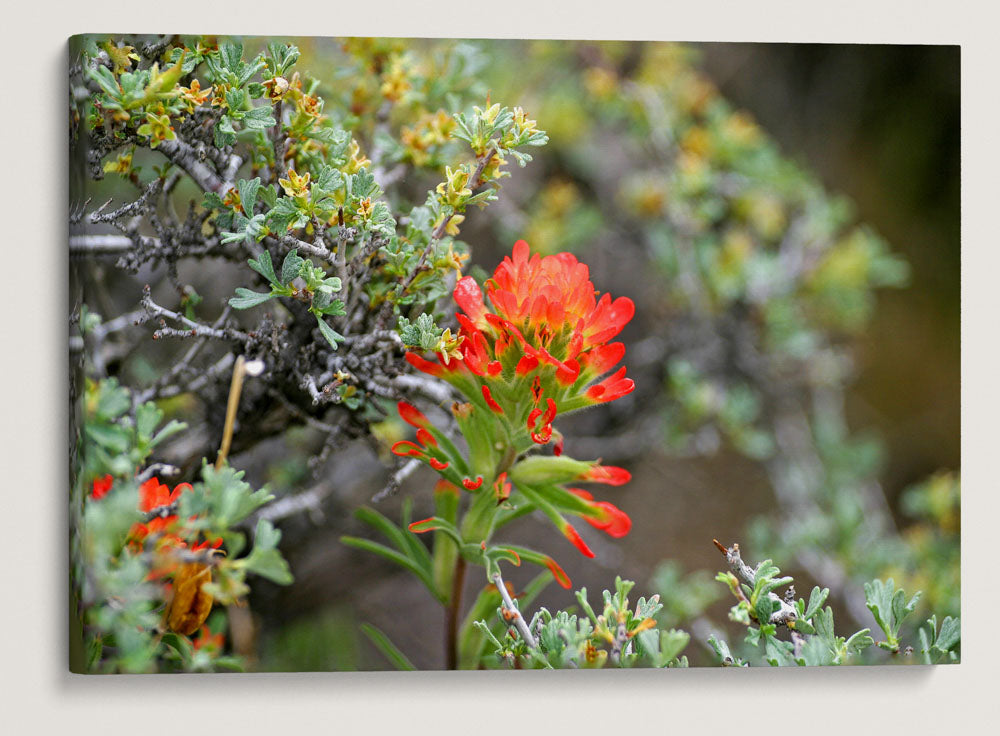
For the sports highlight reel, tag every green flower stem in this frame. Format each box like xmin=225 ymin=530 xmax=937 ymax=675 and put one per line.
xmin=445 ymin=556 xmax=467 ymax=670
xmin=460 ymin=487 xmax=500 ymax=544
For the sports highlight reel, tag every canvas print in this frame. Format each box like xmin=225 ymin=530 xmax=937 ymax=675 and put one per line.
xmin=68 ymin=35 xmax=960 ymax=672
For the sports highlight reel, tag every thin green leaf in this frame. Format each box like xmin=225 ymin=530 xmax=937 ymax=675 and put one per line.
xmin=340 ymin=536 xmax=440 ymax=600
xmin=229 ymin=288 xmax=275 ymax=309
xmin=360 ymin=624 xmax=416 ymax=671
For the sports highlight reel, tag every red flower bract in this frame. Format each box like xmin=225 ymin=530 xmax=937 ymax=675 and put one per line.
xmin=563 ymin=523 xmax=595 ymax=558
xmin=543 ymin=556 xmax=572 ymax=589
xmin=451 ymin=241 xmax=635 ymax=376
xmin=138 ymin=477 xmax=189 ymax=513
xmin=91 ymin=474 xmax=113 ymax=500
xmin=397 ymin=401 xmax=431 ymax=429
xmin=486 ymin=240 xmax=634 ymax=350
xmin=407 ymin=240 xmax=636 ymax=432
xmin=129 ymin=477 xmax=222 ymax=553
xmin=583 ymin=465 xmax=632 ymax=486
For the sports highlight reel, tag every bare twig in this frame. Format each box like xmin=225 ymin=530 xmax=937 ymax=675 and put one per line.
xmin=277 ymin=233 xmax=335 ymax=264
xmin=69 ymin=234 xmax=139 ymax=255
xmin=156 ymin=137 xmax=231 ymax=194
xmin=88 ymin=178 xmax=163 ymax=224
xmin=492 ymin=570 xmax=538 ymax=650
xmin=135 ymin=307 xmax=232 ymax=404
xmin=136 ymin=463 xmax=181 ymax=483
xmin=391 ymin=373 xmax=454 ymax=406
xmin=254 ymin=481 xmax=333 ymax=524
xmin=371 ymin=458 xmax=421 ymax=502
xmin=140 ymin=285 xmax=249 ymax=343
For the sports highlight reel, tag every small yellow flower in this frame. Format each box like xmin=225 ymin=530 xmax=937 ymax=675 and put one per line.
xmin=479 ymin=151 xmax=508 ymax=183
xmin=680 ymin=126 xmax=711 ymax=157
xmin=103 ymin=42 xmax=139 ymax=74
xmin=442 ymin=214 xmax=465 ymax=239
xmin=434 ymin=240 xmax=468 ymax=274
xmin=379 ymin=56 xmax=411 ymax=101
xmin=222 ymin=187 xmax=242 ymax=212
xmin=195 ymin=39 xmax=219 ymax=56
xmin=475 ymin=102 xmax=502 ymax=125
xmin=511 ymin=106 xmax=538 ymax=137
xmin=262 ymin=75 xmax=290 ymax=102
xmin=179 ymin=79 xmax=213 ymax=113
xmin=436 ymin=166 xmax=472 ymax=207
xmin=400 ymin=110 xmax=455 ymax=167
xmin=434 ymin=329 xmax=464 ymax=365
xmin=279 ymin=168 xmax=311 ymax=199
xmin=102 ymin=150 xmax=134 ymax=177
xmin=137 ymin=112 xmax=176 ymax=148
xmin=356 ymin=197 xmax=373 ymax=221
xmin=343 ymin=139 xmax=371 ymax=174
xmin=210 ymin=83 xmax=230 ymax=109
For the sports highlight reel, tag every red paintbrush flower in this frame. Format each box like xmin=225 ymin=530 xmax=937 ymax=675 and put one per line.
xmin=91 ymin=474 xmax=113 ymax=500
xmin=405 ymin=241 xmax=635 ymax=450
xmin=389 ymin=242 xmax=637 ymax=578
xmin=129 ymin=477 xmax=222 ymax=552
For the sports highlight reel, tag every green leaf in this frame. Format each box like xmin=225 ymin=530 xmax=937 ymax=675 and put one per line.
xmin=258 ymin=184 xmax=278 ymax=209
xmin=245 ymin=549 xmax=292 ymax=586
xmin=315 ymin=316 xmax=343 ymax=349
xmin=238 ymin=178 xmax=262 ymax=215
xmin=89 ymin=66 xmax=123 ymax=100
xmin=244 ymin=105 xmax=277 ymax=130
xmin=407 ymin=516 xmax=463 ymax=546
xmin=845 ymin=628 xmax=874 ymax=655
xmin=266 ymin=198 xmax=304 ymax=232
xmin=312 ymin=163 xmax=343 ymax=193
xmin=135 ymin=402 xmax=163 ymax=439
xmin=229 ymin=288 xmax=275 ymax=309
xmin=360 ymin=624 xmax=416 ymax=671
xmin=214 ymin=115 xmax=237 ymax=148
xmin=267 ymin=42 xmax=301 ymax=76
xmin=219 ymin=42 xmax=244 ymax=75
xmin=812 ymin=607 xmax=836 ymax=644
xmin=754 ymin=592 xmax=775 ymax=624
xmin=226 ymin=89 xmax=248 ymax=111
xmin=321 ymin=300 xmax=347 ymax=317
xmin=94 ymin=378 xmax=131 ymax=419
xmin=280 ymin=249 xmax=305 ymax=285
xmin=935 ymin=616 xmax=961 ymax=652
xmin=803 ymin=586 xmax=829 ymax=620
xmin=707 ymin=635 xmax=743 ymax=666
xmin=397 ymin=313 xmax=443 ymax=350
xmin=150 ymin=419 xmax=186 ymax=447
xmin=763 ymin=637 xmax=796 ymax=667
xmin=864 ymin=579 xmax=894 ymax=640
xmin=248 ymin=250 xmax=279 ymax=285
xmin=340 ymin=536 xmax=439 ymax=599
xmin=243 ymin=519 xmax=293 ymax=585
xmin=85 ymin=423 xmax=130 ymax=453
xmin=354 ymin=507 xmax=418 ymax=563
xmin=865 ymin=578 xmax=920 ymax=649
xmin=348 ymin=168 xmax=380 ymax=200
xmin=659 ymin=629 xmax=691 ymax=663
